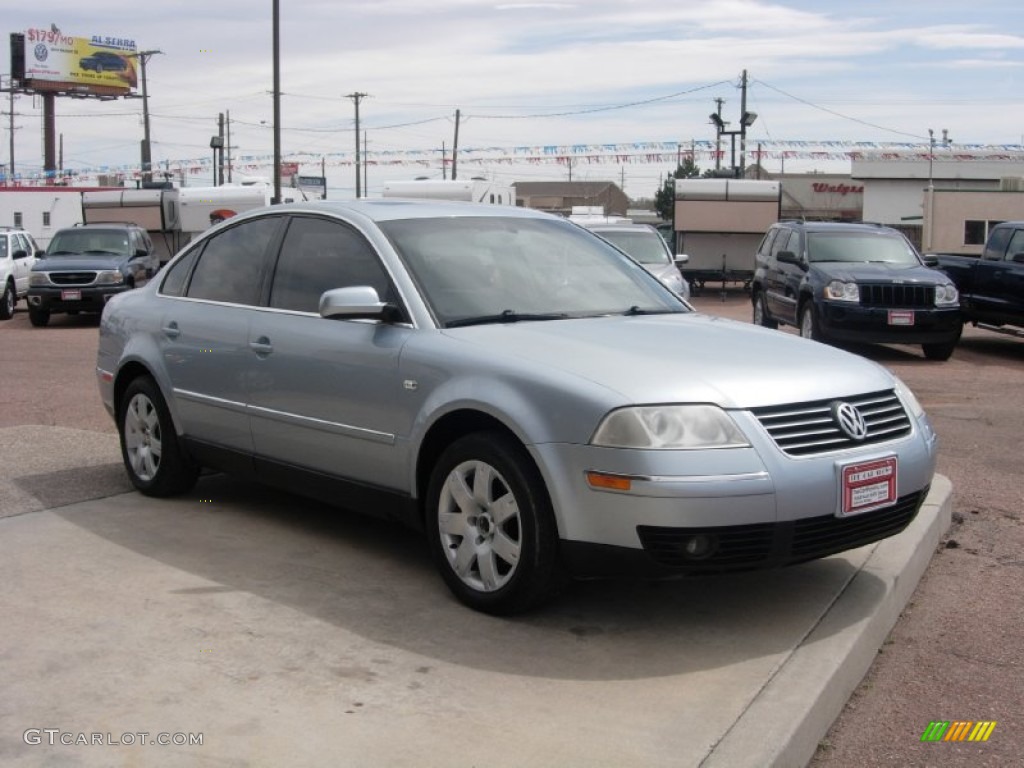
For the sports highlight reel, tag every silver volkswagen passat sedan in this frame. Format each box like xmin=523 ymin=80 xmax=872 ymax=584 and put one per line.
xmin=97 ymin=200 xmax=937 ymax=614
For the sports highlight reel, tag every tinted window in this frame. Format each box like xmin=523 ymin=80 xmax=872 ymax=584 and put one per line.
xmin=1007 ymin=229 xmax=1024 ymax=262
xmin=983 ymin=226 xmax=1012 ymax=261
xmin=160 ymin=247 xmax=200 ymax=297
xmin=0 ymin=236 xmax=7 ymax=259
xmin=269 ymin=217 xmax=393 ymax=312
xmin=186 ymin=217 xmax=280 ymax=305
xmin=770 ymin=229 xmax=795 ymax=259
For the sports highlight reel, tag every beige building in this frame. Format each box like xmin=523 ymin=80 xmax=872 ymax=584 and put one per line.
xmin=514 ymin=181 xmax=629 ymax=217
xmin=925 ymin=184 xmax=1024 ymax=255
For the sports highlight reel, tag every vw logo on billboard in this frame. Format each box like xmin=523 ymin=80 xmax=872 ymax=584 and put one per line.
xmin=833 ymin=402 xmax=868 ymax=440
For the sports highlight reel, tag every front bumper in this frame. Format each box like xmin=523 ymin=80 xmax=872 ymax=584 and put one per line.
xmin=531 ymin=405 xmax=937 ymax=576
xmin=817 ymin=301 xmax=962 ymax=345
xmin=28 ymin=284 xmax=128 ymax=313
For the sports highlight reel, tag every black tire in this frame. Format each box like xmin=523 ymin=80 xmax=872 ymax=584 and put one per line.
xmin=118 ymin=375 xmax=199 ymax=497
xmin=28 ymin=306 xmax=50 ymax=327
xmin=426 ymin=431 xmax=561 ymax=615
xmin=752 ymin=291 xmax=778 ymax=329
xmin=0 ymin=281 xmax=14 ymax=320
xmin=922 ymin=341 xmax=956 ymax=361
xmin=799 ymin=302 xmax=826 ymax=343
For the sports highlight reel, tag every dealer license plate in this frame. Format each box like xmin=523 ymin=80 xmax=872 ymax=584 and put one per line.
xmin=888 ymin=309 xmax=914 ymax=326
xmin=61 ymin=289 xmax=82 ymax=301
xmin=839 ymin=457 xmax=898 ymax=517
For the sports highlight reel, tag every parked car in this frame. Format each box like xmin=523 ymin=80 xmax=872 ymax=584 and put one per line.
xmin=1 ymin=226 xmax=42 ymax=320
xmin=97 ymin=201 xmax=938 ymax=614
xmin=27 ymin=223 xmax=159 ymax=327
xmin=933 ymin=221 xmax=1024 ymax=337
xmin=750 ymin=221 xmax=962 ymax=360
xmin=577 ymin=221 xmax=691 ymax=299
xmin=79 ymin=51 xmax=128 ymax=73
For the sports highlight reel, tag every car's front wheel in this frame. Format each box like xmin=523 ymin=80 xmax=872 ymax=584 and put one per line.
xmin=799 ymin=303 xmax=826 ymax=343
xmin=752 ymin=291 xmax=777 ymax=329
xmin=28 ymin=306 xmax=50 ymax=327
xmin=922 ymin=341 xmax=956 ymax=361
xmin=118 ymin=376 xmax=199 ymax=496
xmin=0 ymin=281 xmax=15 ymax=320
xmin=426 ymin=431 xmax=561 ymax=615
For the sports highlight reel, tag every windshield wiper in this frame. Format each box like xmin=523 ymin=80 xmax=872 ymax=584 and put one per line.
xmin=622 ymin=305 xmax=677 ymax=316
xmin=446 ymin=309 xmax=569 ymax=328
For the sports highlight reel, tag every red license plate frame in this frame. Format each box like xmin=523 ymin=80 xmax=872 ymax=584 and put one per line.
xmin=840 ymin=456 xmax=898 ymax=517
xmin=888 ymin=309 xmax=914 ymax=326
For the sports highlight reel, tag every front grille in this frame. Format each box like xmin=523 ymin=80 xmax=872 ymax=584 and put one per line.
xmin=750 ymin=389 xmax=912 ymax=457
xmin=859 ymin=283 xmax=933 ymax=308
xmin=636 ymin=488 xmax=926 ymax=572
xmin=49 ymin=271 xmax=97 ymax=286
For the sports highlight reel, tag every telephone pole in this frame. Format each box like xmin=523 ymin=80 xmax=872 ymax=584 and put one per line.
xmin=451 ymin=108 xmax=461 ymax=181
xmin=128 ymin=50 xmax=162 ymax=183
xmin=346 ymin=92 xmax=367 ymax=197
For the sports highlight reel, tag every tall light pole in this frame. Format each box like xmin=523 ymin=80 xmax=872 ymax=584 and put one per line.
xmin=128 ymin=50 xmax=162 ymax=183
xmin=272 ymin=0 xmax=282 ymax=204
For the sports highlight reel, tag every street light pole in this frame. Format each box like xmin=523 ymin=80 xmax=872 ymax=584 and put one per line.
xmin=272 ymin=0 xmax=282 ymax=204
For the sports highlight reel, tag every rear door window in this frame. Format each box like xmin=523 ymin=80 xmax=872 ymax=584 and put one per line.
xmin=185 ymin=217 xmax=282 ymax=305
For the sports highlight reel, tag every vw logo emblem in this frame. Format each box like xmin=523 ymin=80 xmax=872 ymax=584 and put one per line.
xmin=833 ymin=402 xmax=868 ymax=440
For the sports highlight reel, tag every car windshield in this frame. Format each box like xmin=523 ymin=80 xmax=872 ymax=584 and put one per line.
xmin=47 ymin=230 xmax=131 ymax=257
xmin=593 ymin=229 xmax=671 ymax=265
xmin=807 ymin=233 xmax=919 ymax=265
xmin=379 ymin=216 xmax=686 ymax=327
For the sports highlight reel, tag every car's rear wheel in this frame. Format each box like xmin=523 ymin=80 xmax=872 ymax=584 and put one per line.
xmin=799 ymin=303 xmax=826 ymax=342
xmin=119 ymin=376 xmax=199 ymax=497
xmin=28 ymin=306 xmax=50 ymax=327
xmin=922 ymin=341 xmax=956 ymax=361
xmin=426 ymin=431 xmax=561 ymax=615
xmin=0 ymin=281 xmax=14 ymax=320
xmin=752 ymin=291 xmax=777 ymax=329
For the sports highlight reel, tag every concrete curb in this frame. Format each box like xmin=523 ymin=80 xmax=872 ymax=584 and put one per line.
xmin=703 ymin=474 xmax=953 ymax=767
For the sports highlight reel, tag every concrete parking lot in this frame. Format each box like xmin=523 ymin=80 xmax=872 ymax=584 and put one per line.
xmin=1 ymin=293 xmax=1019 ymax=766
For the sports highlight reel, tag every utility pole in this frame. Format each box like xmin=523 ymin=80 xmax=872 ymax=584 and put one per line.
xmin=712 ymin=98 xmax=725 ymax=171
xmin=272 ymin=0 xmax=282 ymax=203
xmin=363 ymin=129 xmax=368 ymax=196
xmin=5 ymin=76 xmax=15 ymax=178
xmin=739 ymin=69 xmax=749 ymax=177
xmin=130 ymin=50 xmax=162 ymax=183
xmin=451 ymin=108 xmax=460 ymax=181
xmin=346 ymin=92 xmax=367 ymax=197
xmin=217 ymin=112 xmax=225 ymax=185
xmin=226 ymin=109 xmax=232 ymax=183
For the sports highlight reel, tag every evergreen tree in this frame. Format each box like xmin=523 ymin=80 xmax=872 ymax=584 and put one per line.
xmin=654 ymin=157 xmax=701 ymax=220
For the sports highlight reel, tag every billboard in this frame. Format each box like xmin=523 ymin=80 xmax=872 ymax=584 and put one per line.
xmin=15 ymin=28 xmax=138 ymax=95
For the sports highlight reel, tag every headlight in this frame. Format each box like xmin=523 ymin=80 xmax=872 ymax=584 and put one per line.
xmin=591 ymin=405 xmax=750 ymax=449
xmin=894 ymin=376 xmax=925 ymax=419
xmin=824 ymin=280 xmax=859 ymax=302
xmin=28 ymin=273 xmax=51 ymax=287
xmin=934 ymin=283 xmax=958 ymax=306
xmin=95 ymin=270 xmax=125 ymax=286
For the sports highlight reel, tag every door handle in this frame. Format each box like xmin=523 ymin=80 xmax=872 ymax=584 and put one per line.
xmin=249 ymin=337 xmax=273 ymax=356
xmin=161 ymin=321 xmax=180 ymax=339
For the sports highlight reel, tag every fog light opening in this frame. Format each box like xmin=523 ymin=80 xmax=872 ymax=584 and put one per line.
xmin=680 ymin=534 xmax=717 ymax=560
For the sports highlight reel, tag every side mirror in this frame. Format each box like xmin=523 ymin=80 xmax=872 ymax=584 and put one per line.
xmin=1011 ymin=252 xmax=1024 ymax=264
xmin=35 ymin=249 xmax=45 ymax=258
xmin=777 ymin=250 xmax=803 ymax=267
xmin=922 ymin=254 xmax=939 ymax=267
xmin=135 ymin=248 xmax=149 ymax=258
xmin=319 ymin=286 xmax=392 ymax=321
xmin=674 ymin=254 xmax=689 ymax=266
xmin=11 ymin=249 xmax=28 ymax=260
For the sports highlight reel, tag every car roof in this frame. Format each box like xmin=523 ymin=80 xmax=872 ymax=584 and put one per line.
xmin=236 ymin=199 xmax=557 ymax=225
xmin=778 ymin=220 xmax=899 ymax=235
xmin=584 ymin=223 xmax=658 ymax=234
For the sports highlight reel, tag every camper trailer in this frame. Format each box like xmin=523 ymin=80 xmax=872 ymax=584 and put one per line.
xmin=381 ymin=178 xmax=514 ymax=205
xmin=673 ymin=179 xmax=781 ymax=294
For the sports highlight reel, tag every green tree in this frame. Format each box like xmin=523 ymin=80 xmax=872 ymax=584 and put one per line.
xmin=654 ymin=157 xmax=702 ymax=220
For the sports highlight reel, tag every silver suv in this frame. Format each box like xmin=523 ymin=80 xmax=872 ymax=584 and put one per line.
xmin=97 ymin=201 xmax=938 ymax=614
xmin=0 ymin=226 xmax=42 ymax=320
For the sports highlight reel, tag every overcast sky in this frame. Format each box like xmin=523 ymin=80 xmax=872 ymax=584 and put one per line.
xmin=4 ymin=0 xmax=1024 ymax=197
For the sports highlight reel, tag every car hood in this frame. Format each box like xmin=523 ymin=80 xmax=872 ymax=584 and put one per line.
xmin=34 ymin=255 xmax=128 ymax=271
xmin=810 ymin=261 xmax=948 ymax=283
xmin=442 ymin=312 xmax=894 ymax=409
